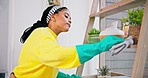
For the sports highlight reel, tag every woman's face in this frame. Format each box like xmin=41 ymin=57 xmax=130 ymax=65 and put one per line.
xmin=54 ymin=9 xmax=71 ymax=32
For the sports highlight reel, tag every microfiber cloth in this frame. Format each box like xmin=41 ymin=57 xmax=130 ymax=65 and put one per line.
xmin=109 ymin=36 xmax=134 ymax=56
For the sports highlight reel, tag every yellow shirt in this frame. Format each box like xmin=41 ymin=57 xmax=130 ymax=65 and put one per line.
xmin=13 ymin=27 xmax=81 ymax=78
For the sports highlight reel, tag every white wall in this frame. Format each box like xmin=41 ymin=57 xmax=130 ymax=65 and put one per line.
xmin=7 ymin=0 xmax=99 ymax=77
xmin=0 ymin=0 xmax=8 ymax=74
xmin=8 ymin=0 xmax=47 ymax=75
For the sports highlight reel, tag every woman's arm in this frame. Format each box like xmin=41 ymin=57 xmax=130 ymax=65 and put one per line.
xmin=32 ymin=29 xmax=124 ymax=68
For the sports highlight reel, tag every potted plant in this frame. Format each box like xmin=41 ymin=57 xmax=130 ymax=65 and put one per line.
xmin=96 ymin=65 xmax=111 ymax=78
xmin=121 ymin=8 xmax=144 ymax=45
xmin=88 ymin=28 xmax=100 ymax=44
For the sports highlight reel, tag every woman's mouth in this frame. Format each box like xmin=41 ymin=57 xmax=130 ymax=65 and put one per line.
xmin=67 ymin=23 xmax=71 ymax=28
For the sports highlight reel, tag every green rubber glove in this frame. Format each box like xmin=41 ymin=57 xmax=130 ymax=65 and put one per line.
xmin=56 ymin=71 xmax=82 ymax=78
xmin=76 ymin=35 xmax=125 ymax=64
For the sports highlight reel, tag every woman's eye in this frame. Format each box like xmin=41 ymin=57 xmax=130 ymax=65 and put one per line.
xmin=65 ymin=15 xmax=68 ymax=18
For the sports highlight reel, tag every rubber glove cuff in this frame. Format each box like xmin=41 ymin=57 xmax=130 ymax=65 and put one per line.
xmin=57 ymin=71 xmax=82 ymax=78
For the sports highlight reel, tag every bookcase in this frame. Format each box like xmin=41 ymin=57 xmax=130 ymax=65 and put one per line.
xmin=76 ymin=0 xmax=148 ymax=78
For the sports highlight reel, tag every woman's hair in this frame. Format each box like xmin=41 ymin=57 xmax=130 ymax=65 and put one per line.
xmin=20 ymin=5 xmax=68 ymax=43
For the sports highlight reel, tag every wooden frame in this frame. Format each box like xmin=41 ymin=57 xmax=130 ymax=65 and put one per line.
xmin=132 ymin=0 xmax=148 ymax=77
xmin=90 ymin=0 xmax=146 ymax=18
xmin=76 ymin=0 xmax=148 ymax=78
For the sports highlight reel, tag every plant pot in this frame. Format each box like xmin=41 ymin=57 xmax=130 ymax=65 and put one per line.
xmin=123 ymin=26 xmax=141 ymax=45
xmin=129 ymin=26 xmax=141 ymax=45
xmin=96 ymin=68 xmax=111 ymax=78
xmin=97 ymin=72 xmax=111 ymax=78
xmin=97 ymin=76 xmax=110 ymax=78
xmin=88 ymin=34 xmax=100 ymax=44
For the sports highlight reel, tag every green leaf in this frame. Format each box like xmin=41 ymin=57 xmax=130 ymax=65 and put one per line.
xmin=98 ymin=65 xmax=111 ymax=76
xmin=88 ymin=28 xmax=100 ymax=35
xmin=121 ymin=8 xmax=144 ymax=26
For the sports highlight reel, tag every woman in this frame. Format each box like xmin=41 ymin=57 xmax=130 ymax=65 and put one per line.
xmin=10 ymin=5 xmax=125 ymax=78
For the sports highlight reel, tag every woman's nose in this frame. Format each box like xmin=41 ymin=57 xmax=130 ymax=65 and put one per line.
xmin=68 ymin=17 xmax=72 ymax=24
xmin=69 ymin=20 xmax=71 ymax=24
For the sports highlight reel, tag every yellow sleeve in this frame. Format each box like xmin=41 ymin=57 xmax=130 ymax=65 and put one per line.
xmin=31 ymin=28 xmax=81 ymax=68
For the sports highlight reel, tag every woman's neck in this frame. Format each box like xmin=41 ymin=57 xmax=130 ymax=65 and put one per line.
xmin=48 ymin=24 xmax=60 ymax=36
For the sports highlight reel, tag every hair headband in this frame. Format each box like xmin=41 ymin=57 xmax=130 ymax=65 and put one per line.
xmin=46 ymin=6 xmax=64 ymax=23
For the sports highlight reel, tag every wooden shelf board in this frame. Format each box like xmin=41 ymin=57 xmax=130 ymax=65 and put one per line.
xmin=90 ymin=0 xmax=146 ymax=18
xmin=82 ymin=72 xmax=130 ymax=78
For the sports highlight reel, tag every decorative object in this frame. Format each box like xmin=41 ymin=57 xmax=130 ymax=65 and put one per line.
xmin=96 ymin=65 xmax=111 ymax=78
xmin=88 ymin=28 xmax=100 ymax=44
xmin=121 ymin=8 xmax=144 ymax=45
